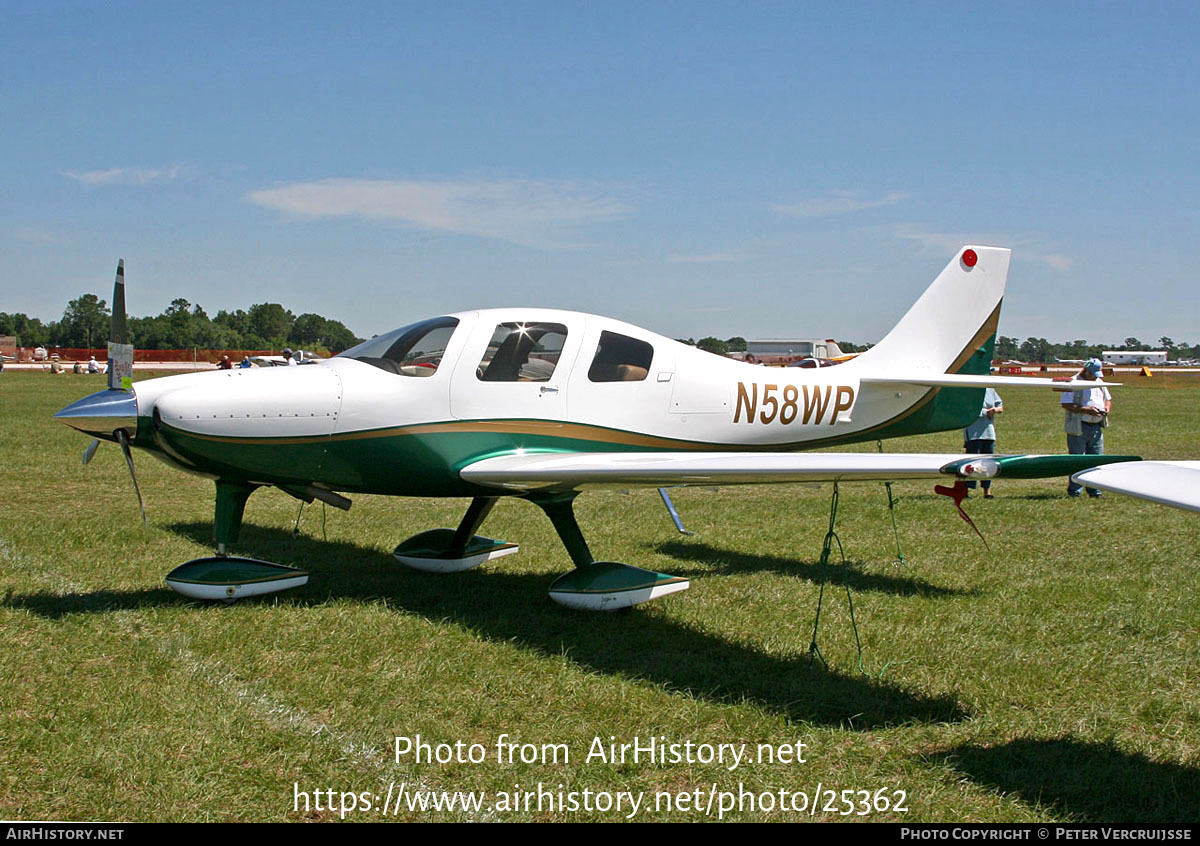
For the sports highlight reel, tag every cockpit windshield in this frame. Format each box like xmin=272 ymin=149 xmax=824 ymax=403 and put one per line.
xmin=336 ymin=316 xmax=459 ymax=376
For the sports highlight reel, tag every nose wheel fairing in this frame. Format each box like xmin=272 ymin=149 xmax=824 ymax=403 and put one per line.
xmin=164 ymin=480 xmax=310 ymax=603
xmin=165 ymin=557 xmax=309 ymax=602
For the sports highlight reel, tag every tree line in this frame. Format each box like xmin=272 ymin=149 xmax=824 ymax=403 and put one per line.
xmin=994 ymin=335 xmax=1200 ymax=363
xmin=678 ymin=335 xmax=1200 ymax=362
xmin=5 ymin=298 xmax=1198 ymax=363
xmin=1 ymin=294 xmax=363 ymax=354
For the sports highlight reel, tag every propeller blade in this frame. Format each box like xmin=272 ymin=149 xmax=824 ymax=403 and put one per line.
xmin=116 ymin=428 xmax=147 ymax=527
xmin=111 ymin=259 xmax=128 ymax=346
xmin=107 ymin=259 xmax=134 ymax=391
xmin=82 ymin=439 xmax=100 ymax=466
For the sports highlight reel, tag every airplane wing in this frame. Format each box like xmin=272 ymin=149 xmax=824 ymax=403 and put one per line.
xmin=461 ymin=452 xmax=1140 ymax=493
xmin=1070 ymin=461 xmax=1200 ymax=513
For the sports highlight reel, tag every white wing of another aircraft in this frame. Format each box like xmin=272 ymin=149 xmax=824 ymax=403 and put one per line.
xmin=1070 ymin=461 xmax=1200 ymax=513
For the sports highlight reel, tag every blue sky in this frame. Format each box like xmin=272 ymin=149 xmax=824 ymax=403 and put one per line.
xmin=3 ymin=1 xmax=1197 ymax=345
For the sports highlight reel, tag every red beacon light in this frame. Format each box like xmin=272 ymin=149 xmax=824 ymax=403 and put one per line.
xmin=962 ymin=249 xmax=978 ymax=267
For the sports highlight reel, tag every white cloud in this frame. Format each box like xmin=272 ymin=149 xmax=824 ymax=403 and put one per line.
xmin=1041 ymin=253 xmax=1074 ymax=271
xmin=14 ymin=226 xmax=60 ymax=244
xmin=245 ymin=178 xmax=632 ymax=249
xmin=893 ymin=225 xmax=1074 ymax=271
xmin=63 ymin=165 xmax=184 ymax=186
xmin=893 ymin=225 xmax=986 ymax=256
xmin=773 ymin=190 xmax=907 ymax=219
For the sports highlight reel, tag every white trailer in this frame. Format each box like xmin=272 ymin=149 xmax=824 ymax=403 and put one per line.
xmin=1102 ymin=350 xmax=1167 ymax=366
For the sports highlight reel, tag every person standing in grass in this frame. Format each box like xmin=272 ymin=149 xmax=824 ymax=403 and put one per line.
xmin=1062 ymin=358 xmax=1112 ymax=498
xmin=964 ymin=387 xmax=1003 ymax=498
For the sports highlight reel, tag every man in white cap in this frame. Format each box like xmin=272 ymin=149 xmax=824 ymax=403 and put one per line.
xmin=1061 ymin=358 xmax=1112 ymax=497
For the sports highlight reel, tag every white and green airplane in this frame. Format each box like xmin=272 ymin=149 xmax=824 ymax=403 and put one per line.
xmin=55 ymin=247 xmax=1139 ymax=609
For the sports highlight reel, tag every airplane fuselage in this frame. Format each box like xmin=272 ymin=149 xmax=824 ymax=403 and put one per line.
xmin=122 ymin=307 xmax=986 ymax=498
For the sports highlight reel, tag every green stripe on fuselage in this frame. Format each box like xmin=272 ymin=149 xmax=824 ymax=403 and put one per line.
xmin=154 ymin=419 xmax=726 ymax=496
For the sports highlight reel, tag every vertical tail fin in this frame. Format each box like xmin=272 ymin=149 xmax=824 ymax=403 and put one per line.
xmin=854 ymin=246 xmax=1010 ymax=375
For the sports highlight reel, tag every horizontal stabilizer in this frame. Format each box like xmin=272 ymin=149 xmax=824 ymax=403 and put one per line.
xmin=861 ymin=374 xmax=1121 ymax=390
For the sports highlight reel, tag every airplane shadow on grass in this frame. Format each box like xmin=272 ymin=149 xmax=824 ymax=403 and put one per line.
xmin=654 ymin=540 xmax=976 ymax=598
xmin=937 ymin=737 xmax=1200 ymax=823
xmin=6 ymin=520 xmax=969 ymax=730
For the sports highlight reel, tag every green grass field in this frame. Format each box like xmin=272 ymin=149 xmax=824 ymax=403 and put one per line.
xmin=2 ymin=370 xmax=1198 ymax=822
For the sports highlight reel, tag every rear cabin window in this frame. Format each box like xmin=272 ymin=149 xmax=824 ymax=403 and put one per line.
xmin=477 ymin=322 xmax=568 ymax=382
xmin=588 ymin=331 xmax=654 ymax=382
xmin=337 ymin=316 xmax=459 ymax=376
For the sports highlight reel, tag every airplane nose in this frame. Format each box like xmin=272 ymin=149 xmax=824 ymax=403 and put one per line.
xmin=152 ymin=367 xmax=343 ymax=439
xmin=54 ymin=389 xmax=138 ymax=442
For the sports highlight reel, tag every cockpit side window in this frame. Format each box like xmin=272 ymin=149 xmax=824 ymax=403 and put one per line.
xmin=477 ymin=322 xmax=568 ymax=382
xmin=587 ymin=331 xmax=654 ymax=382
xmin=336 ymin=316 xmax=459 ymax=376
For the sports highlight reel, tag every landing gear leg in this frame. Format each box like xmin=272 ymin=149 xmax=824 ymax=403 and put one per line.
xmin=214 ymin=480 xmax=256 ymax=555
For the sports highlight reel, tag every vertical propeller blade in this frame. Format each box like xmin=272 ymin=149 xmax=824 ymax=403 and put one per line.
xmin=82 ymin=439 xmax=100 ymax=466
xmin=111 ymin=259 xmax=128 ymax=345
xmin=116 ymin=429 xmax=147 ymax=527
xmin=107 ymin=259 xmax=134 ymax=391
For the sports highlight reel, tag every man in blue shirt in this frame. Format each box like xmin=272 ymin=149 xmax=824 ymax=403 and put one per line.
xmin=963 ymin=387 xmax=1003 ymax=498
